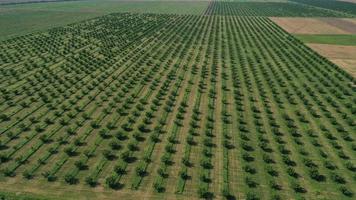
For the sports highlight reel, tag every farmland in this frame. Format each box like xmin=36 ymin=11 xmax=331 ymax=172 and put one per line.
xmin=291 ymin=0 xmax=356 ymax=16
xmin=0 ymin=1 xmax=355 ymax=200
xmin=304 ymin=43 xmax=356 ymax=77
xmin=204 ymin=1 xmax=352 ymax=17
xmin=270 ymin=17 xmax=356 ymax=34
xmin=271 ymin=16 xmax=356 ymax=77
xmin=295 ymin=34 xmax=356 ymax=46
xmin=0 ymin=0 xmax=209 ymax=40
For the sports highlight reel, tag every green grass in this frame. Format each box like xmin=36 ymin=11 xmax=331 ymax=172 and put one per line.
xmin=0 ymin=0 xmax=209 ymax=40
xmin=295 ymin=34 xmax=356 ymax=46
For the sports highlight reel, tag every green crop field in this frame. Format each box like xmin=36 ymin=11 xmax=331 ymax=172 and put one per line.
xmin=0 ymin=1 xmax=355 ymax=200
xmin=295 ymin=34 xmax=356 ymax=46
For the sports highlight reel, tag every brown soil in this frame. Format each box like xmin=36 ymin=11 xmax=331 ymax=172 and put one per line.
xmin=344 ymin=18 xmax=356 ymax=26
xmin=331 ymin=59 xmax=356 ymax=77
xmin=270 ymin=17 xmax=349 ymax=34
xmin=307 ymin=43 xmax=356 ymax=77
xmin=321 ymin=18 xmax=356 ymax=34
xmin=307 ymin=43 xmax=356 ymax=59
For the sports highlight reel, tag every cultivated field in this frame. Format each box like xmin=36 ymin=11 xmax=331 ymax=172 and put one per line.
xmin=307 ymin=43 xmax=356 ymax=59
xmin=0 ymin=0 xmax=209 ymax=40
xmin=291 ymin=0 xmax=356 ymax=16
xmin=0 ymin=0 xmax=65 ymax=4
xmin=270 ymin=17 xmax=356 ymax=34
xmin=305 ymin=43 xmax=356 ymax=76
xmin=204 ymin=1 xmax=352 ymax=16
xmin=0 ymin=1 xmax=355 ymax=200
xmin=296 ymin=35 xmax=356 ymax=46
xmin=271 ymin=16 xmax=356 ymax=77
xmin=332 ymin=59 xmax=356 ymax=77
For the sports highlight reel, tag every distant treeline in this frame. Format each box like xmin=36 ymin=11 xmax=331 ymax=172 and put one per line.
xmin=0 ymin=0 xmax=80 ymax=6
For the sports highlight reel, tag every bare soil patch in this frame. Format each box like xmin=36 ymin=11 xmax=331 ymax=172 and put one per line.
xmin=331 ymin=59 xmax=356 ymax=77
xmin=307 ymin=43 xmax=356 ymax=59
xmin=344 ymin=18 xmax=356 ymax=26
xmin=307 ymin=43 xmax=356 ymax=77
xmin=271 ymin=17 xmax=356 ymax=34
xmin=270 ymin=17 xmax=349 ymax=34
xmin=321 ymin=18 xmax=356 ymax=34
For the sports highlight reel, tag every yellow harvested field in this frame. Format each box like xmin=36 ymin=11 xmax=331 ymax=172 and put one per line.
xmin=307 ymin=43 xmax=356 ymax=77
xmin=270 ymin=17 xmax=356 ymax=34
